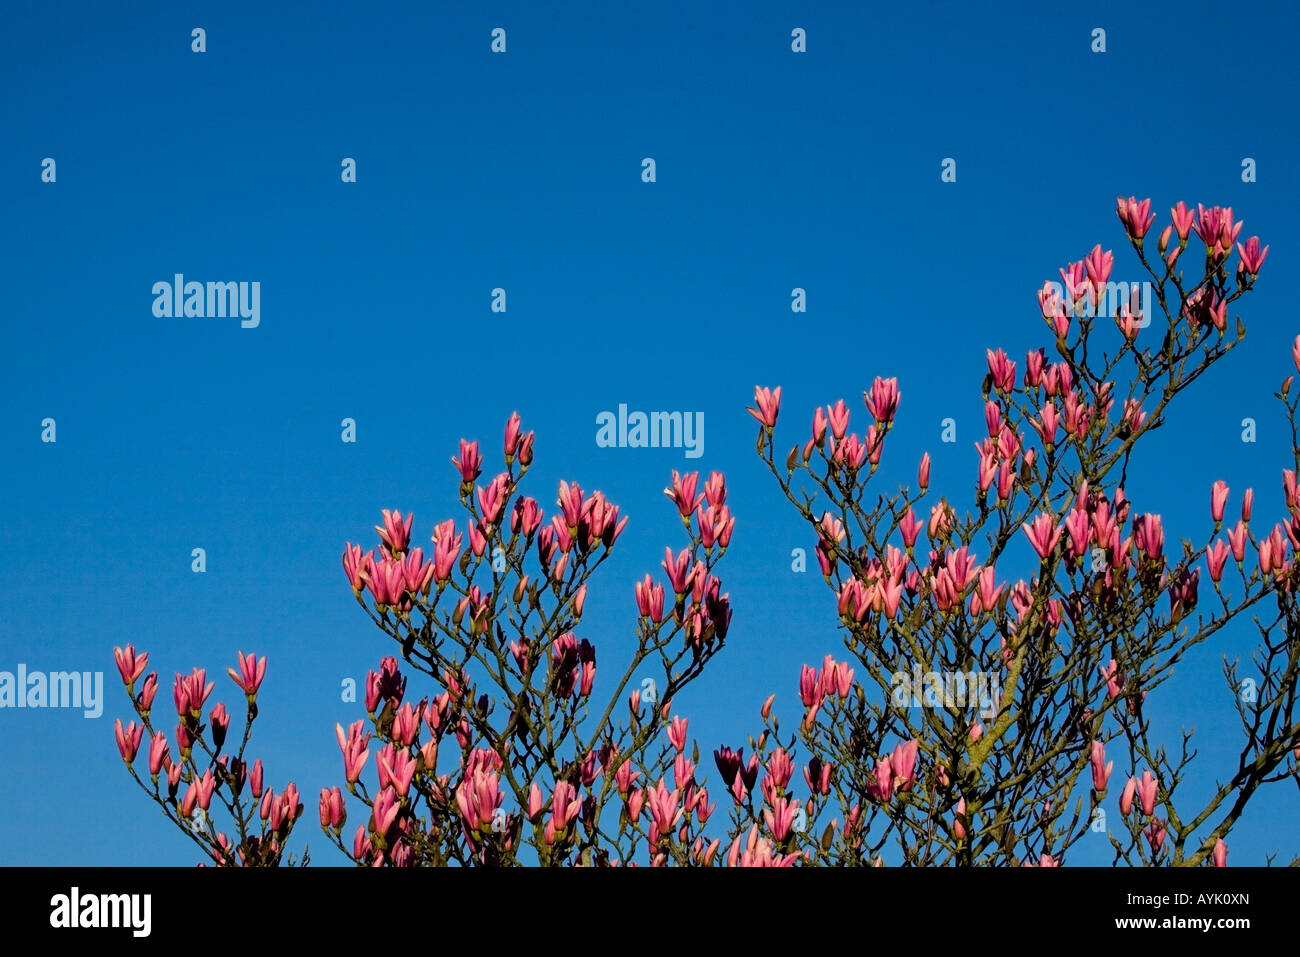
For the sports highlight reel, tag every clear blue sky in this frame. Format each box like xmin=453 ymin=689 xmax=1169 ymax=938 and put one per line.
xmin=2 ymin=0 xmax=1297 ymax=865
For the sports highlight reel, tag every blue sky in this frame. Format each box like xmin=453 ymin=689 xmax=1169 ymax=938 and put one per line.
xmin=2 ymin=0 xmax=1298 ymax=865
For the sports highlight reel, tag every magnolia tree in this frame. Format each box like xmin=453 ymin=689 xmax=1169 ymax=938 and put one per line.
xmin=113 ymin=197 xmax=1300 ymax=866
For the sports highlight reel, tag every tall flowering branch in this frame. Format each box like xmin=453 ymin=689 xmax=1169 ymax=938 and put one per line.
xmin=111 ymin=647 xmax=306 ymax=866
xmin=330 ymin=416 xmax=736 ymax=865
xmin=732 ymin=197 xmax=1298 ymax=866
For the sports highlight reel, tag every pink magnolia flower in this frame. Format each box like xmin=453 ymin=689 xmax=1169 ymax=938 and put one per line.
xmin=113 ymin=645 xmax=149 ymax=686
xmin=550 ymin=781 xmax=583 ymax=836
xmin=826 ymin=400 xmax=850 ymax=440
xmin=1133 ymin=514 xmax=1164 ymax=561
xmin=379 ymin=746 xmax=417 ymax=797
xmin=336 ymin=720 xmax=371 ymax=785
xmin=1038 ymin=282 xmax=1069 ymax=338
xmin=226 ymin=651 xmax=266 ymax=697
xmin=455 ymin=763 xmax=503 ymax=834
xmin=352 ymin=825 xmax=373 ymax=863
xmin=147 ymin=732 xmax=169 ymax=776
xmin=864 ymin=376 xmax=901 ymax=423
xmin=372 ymin=786 xmax=401 ymax=838
xmin=985 ymin=349 xmax=1016 ymax=393
xmin=661 ymin=547 xmax=695 ymax=595
xmin=1024 ymin=348 xmax=1046 ymax=387
xmin=831 ymin=659 xmax=854 ymax=697
xmin=764 ymin=796 xmax=799 ymax=842
xmin=747 ymin=386 xmax=782 ymax=429
xmin=503 ymin=411 xmax=522 ymax=458
xmin=401 ymin=547 xmax=433 ymax=596
xmin=476 ymin=474 xmax=510 ymax=527
xmin=515 ymin=429 xmax=535 ymax=466
xmin=953 ymin=798 xmax=968 ymax=840
xmin=1116 ymin=196 xmax=1155 ymax=240
xmin=799 ymin=664 xmax=823 ymax=710
xmin=1145 ymin=819 xmax=1167 ymax=852
xmin=626 ymin=788 xmax=645 ymax=823
xmin=867 ymin=758 xmax=893 ymax=802
xmin=1236 ymin=236 xmax=1269 ymax=276
xmin=803 ymin=757 xmax=832 ymax=797
xmin=1100 ymin=659 xmax=1125 ymax=699
xmin=1033 ymin=401 xmax=1060 ymax=446
xmin=431 ymin=520 xmax=463 ymax=583
xmin=890 ymin=740 xmax=919 ymax=791
xmin=114 ymin=719 xmax=144 ymax=764
xmin=1090 ymin=741 xmax=1113 ymax=791
xmin=195 ymin=769 xmax=216 ymax=811
xmin=342 ymin=543 xmax=367 ymax=593
xmin=1085 ymin=244 xmax=1114 ymax=287
xmin=817 ymin=512 xmax=846 ymax=547
xmin=1063 ymin=508 xmax=1091 ymax=560
xmin=319 ymin=786 xmax=346 ymax=830
xmin=766 ymin=748 xmax=794 ymax=792
xmin=1136 ymin=770 xmax=1159 ymax=816
xmin=834 ymin=433 xmax=868 ymax=471
xmin=509 ymin=497 xmax=542 ymax=539
xmin=181 ymin=783 xmax=201 ymax=820
xmin=667 ymin=716 xmax=689 ymax=753
xmin=809 ymin=407 xmax=828 ymax=450
xmin=1258 ymin=524 xmax=1286 ymax=576
xmin=1170 ymin=201 xmax=1195 ymax=241
xmin=1211 ymin=481 xmax=1229 ymax=523
xmin=1213 ymin=838 xmax=1228 ymax=868
xmin=466 ymin=520 xmax=488 ymax=559
xmin=174 ymin=668 xmax=215 ymax=717
xmin=524 ymin=782 xmax=546 ymax=820
xmin=1194 ymin=204 xmax=1242 ymax=256
xmin=984 ymin=400 xmax=1002 ymax=437
xmin=208 ymin=702 xmax=230 ymax=749
xmin=1060 ymin=259 xmax=1088 ymax=304
xmin=390 ymin=704 xmax=420 ymax=751
xmin=1023 ymin=513 xmax=1062 ymax=560
xmin=634 ymin=574 xmax=665 ymax=622
xmin=664 ymin=470 xmax=701 ymax=517
xmin=727 ymin=824 xmax=800 ymax=867
xmin=646 ymin=778 xmax=681 ymax=836
xmin=928 ymin=502 xmax=952 ymax=540
xmin=697 ymin=502 xmax=735 ymax=549
xmin=375 ymin=509 xmax=413 ymax=555
xmin=1206 ymin=540 xmax=1231 ymax=583
xmin=1120 ymin=776 xmax=1137 ymax=815
xmin=1228 ymin=521 xmax=1248 ymax=563
xmin=135 ymin=673 xmax=158 ymax=712
xmin=1123 ymin=399 xmax=1147 ymax=432
xmin=451 ymin=439 xmax=482 ymax=484
xmin=1158 ymin=224 xmax=1173 ymax=255
xmin=899 ymin=508 xmax=922 ymax=550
